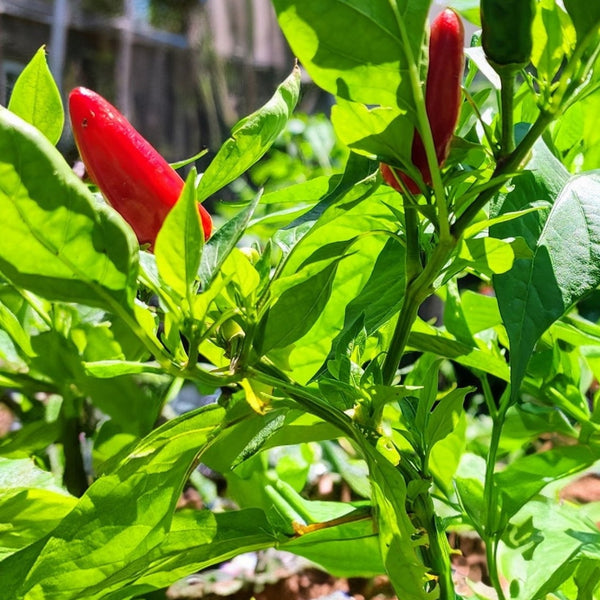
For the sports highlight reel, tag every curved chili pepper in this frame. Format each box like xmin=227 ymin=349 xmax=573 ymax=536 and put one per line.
xmin=69 ymin=87 xmax=212 ymax=248
xmin=381 ymin=8 xmax=465 ymax=194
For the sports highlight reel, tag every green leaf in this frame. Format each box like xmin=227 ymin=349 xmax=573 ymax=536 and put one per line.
xmin=362 ymin=443 xmax=432 ymax=600
xmin=564 ymin=0 xmax=600 ymax=45
xmin=429 ymin=412 xmax=467 ymax=494
xmin=268 ymin=182 xmax=402 ymax=383
xmin=426 ymin=386 xmax=472 ymax=455
xmin=260 ymin=174 xmax=341 ymax=205
xmin=331 ymin=100 xmax=412 ymax=161
xmin=496 ymin=445 xmax=600 ymax=526
xmin=503 ymin=499 xmax=600 ymax=600
xmin=0 ymin=107 xmax=138 ymax=309
xmin=196 ymin=66 xmax=301 ymax=201
xmin=0 ymin=405 xmax=226 ymax=599
xmin=0 ymin=457 xmax=76 ymax=560
xmin=7 ymin=47 xmax=63 ymax=145
xmin=408 ymin=318 xmax=510 ymax=381
xmin=451 ymin=0 xmax=481 ymax=26
xmin=0 ymin=488 xmax=76 ymax=561
xmin=329 ymin=236 xmax=405 ymax=353
xmin=452 ymin=236 xmax=531 ymax=278
xmin=495 ymin=171 xmax=600 ymax=394
xmin=0 ymin=302 xmax=35 ymax=358
xmin=271 ymin=0 xmax=431 ymax=108
xmin=531 ymin=0 xmax=575 ymax=88
xmin=0 ymin=457 xmax=66 ymax=493
xmin=283 ymin=507 xmax=383 ymax=577
xmin=460 ymin=290 xmax=502 ymax=334
xmin=256 ymin=254 xmax=346 ymax=355
xmin=155 ymin=170 xmax=203 ymax=303
xmin=322 ymin=440 xmax=370 ymax=498
xmin=198 ymin=191 xmax=261 ymax=289
xmin=116 ymin=508 xmax=278 ymax=597
xmin=455 ymin=476 xmax=485 ymax=532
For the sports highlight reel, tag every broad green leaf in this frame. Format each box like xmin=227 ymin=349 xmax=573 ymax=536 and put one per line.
xmin=327 ymin=237 xmax=405 ymax=361
xmin=106 ymin=509 xmax=278 ymax=598
xmin=155 ymin=171 xmax=203 ymax=303
xmin=413 ymin=357 xmax=442 ymax=440
xmin=196 ymin=66 xmax=301 ymax=201
xmin=451 ymin=0 xmax=480 ymax=26
xmin=198 ymin=191 xmax=261 ymax=289
xmin=267 ymin=181 xmax=403 ymax=383
xmin=496 ymin=445 xmax=600 ymax=527
xmin=256 ymin=254 xmax=345 ymax=355
xmin=0 ymin=458 xmax=75 ymax=559
xmin=460 ymin=290 xmax=502 ymax=334
xmin=322 ymin=440 xmax=370 ymax=497
xmin=455 ymin=476 xmax=485 ymax=532
xmin=0 ymin=405 xmax=226 ymax=599
xmin=408 ymin=318 xmax=510 ymax=381
xmin=331 ymin=100 xmax=412 ymax=162
xmin=426 ymin=386 xmax=472 ymax=455
xmin=502 ymin=499 xmax=600 ymax=600
xmin=201 ymin=405 xmax=338 ymax=475
xmin=7 ymin=47 xmax=63 ymax=145
xmin=272 ymin=152 xmax=378 ymax=254
xmin=217 ymin=247 xmax=261 ymax=299
xmin=0 ymin=302 xmax=34 ymax=358
xmin=554 ymin=91 xmax=600 ymax=173
xmin=284 ymin=514 xmax=383 ymax=577
xmin=564 ymin=0 xmax=600 ymax=45
xmin=442 ymin=279 xmax=475 ymax=344
xmin=495 ymin=171 xmax=600 ymax=395
xmin=78 ymin=374 xmax=168 ymax=437
xmin=260 ymin=174 xmax=341 ymax=205
xmin=0 ymin=107 xmax=138 ymax=309
xmin=271 ymin=0 xmax=431 ymax=108
xmin=573 ymin=559 xmax=600 ymax=599
xmin=454 ymin=453 xmax=487 ymax=532
xmin=0 ymin=457 xmax=65 ymax=493
xmin=491 ymin=142 xmax=567 ymax=391
xmin=0 ymin=488 xmax=77 ymax=561
xmin=451 ymin=236 xmax=531 ymax=278
xmin=429 ymin=412 xmax=467 ymax=494
xmin=83 ymin=360 xmax=164 ymax=378
xmin=275 ymin=492 xmax=381 ymax=576
xmin=0 ymin=421 xmax=61 ymax=460
xmin=531 ymin=0 xmax=575 ymax=88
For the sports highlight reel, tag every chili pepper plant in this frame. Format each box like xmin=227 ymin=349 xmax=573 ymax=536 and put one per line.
xmin=1 ymin=1 xmax=600 ymax=598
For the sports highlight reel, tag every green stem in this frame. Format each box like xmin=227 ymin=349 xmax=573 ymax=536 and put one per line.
xmin=404 ymin=198 xmax=422 ymax=284
xmin=479 ymin=373 xmax=498 ymax=420
xmin=382 ymin=237 xmax=456 ymax=385
xmin=414 ymin=493 xmax=455 ymax=599
xmin=499 ymin=72 xmax=515 ymax=157
xmin=483 ymin=386 xmax=511 ymax=600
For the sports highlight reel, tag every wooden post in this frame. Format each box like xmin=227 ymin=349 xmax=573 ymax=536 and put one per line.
xmin=116 ymin=0 xmax=135 ymax=119
xmin=49 ymin=0 xmax=70 ymax=91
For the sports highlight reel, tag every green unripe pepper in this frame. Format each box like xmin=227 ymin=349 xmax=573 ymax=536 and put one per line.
xmin=481 ymin=0 xmax=536 ymax=74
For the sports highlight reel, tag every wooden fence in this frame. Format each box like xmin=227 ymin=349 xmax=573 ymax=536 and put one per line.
xmin=0 ymin=0 xmax=294 ymax=159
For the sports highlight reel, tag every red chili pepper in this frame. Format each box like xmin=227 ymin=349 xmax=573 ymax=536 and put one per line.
xmin=69 ymin=87 xmax=212 ymax=248
xmin=381 ymin=8 xmax=464 ymax=194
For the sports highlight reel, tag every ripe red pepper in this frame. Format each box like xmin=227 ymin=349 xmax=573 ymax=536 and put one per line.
xmin=381 ymin=8 xmax=464 ymax=194
xmin=69 ymin=87 xmax=212 ymax=248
